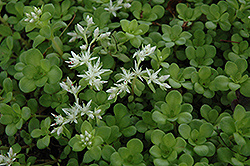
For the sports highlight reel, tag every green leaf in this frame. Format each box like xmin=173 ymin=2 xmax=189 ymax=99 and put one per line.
xmin=152 ymin=111 xmax=167 ymax=124
xmin=233 ymin=132 xmax=246 ymax=145
xmin=194 ymin=82 xmax=204 ymax=94
xmin=0 ymin=115 xmax=13 ymax=125
xmin=6 ymin=123 xmax=17 ymax=136
xmin=220 ymin=116 xmax=236 ymax=135
xmin=96 ymin=126 xmax=111 ymax=142
xmin=114 ymin=103 xmax=128 ymax=122
xmin=47 ymin=65 xmax=62 ymax=84
xmin=163 ymin=133 xmax=176 ymax=147
xmin=240 ymin=79 xmax=250 ymax=97
xmin=151 ymin=129 xmax=164 ymax=145
xmin=120 ymin=19 xmax=130 ymax=32
xmin=178 ymin=112 xmax=192 ymax=124
xmin=179 ymin=124 xmax=191 ymax=139
xmin=233 ymin=104 xmax=246 ymax=121
xmin=217 ymin=147 xmax=233 ymax=163
xmin=101 ymin=145 xmax=115 ymax=162
xmin=33 ymin=35 xmax=45 ymax=48
xmin=149 ymin=145 xmax=161 ymax=158
xmin=205 ymin=21 xmax=217 ymax=29
xmin=212 ymin=75 xmax=229 ymax=91
xmin=88 ymin=146 xmax=101 ymax=161
xmin=166 ymin=90 xmax=182 ymax=106
xmin=179 ymin=154 xmax=194 ymax=166
xmin=40 ymin=12 xmax=52 ymax=21
xmin=198 ymin=67 xmax=211 ymax=80
xmin=122 ymin=126 xmax=136 ymax=137
xmin=199 ymin=123 xmax=214 ymax=137
xmin=110 ymin=152 xmax=123 ymax=166
xmin=31 ymin=129 xmax=43 ymax=138
xmin=19 ymin=77 xmax=36 ymax=93
xmin=194 ymin=145 xmax=209 ymax=156
xmin=130 ymin=36 xmax=141 ymax=48
xmin=21 ymin=107 xmax=31 ymax=121
xmin=127 ymin=138 xmax=143 ymax=154
xmin=225 ymin=61 xmax=238 ymax=76
xmin=52 ymin=36 xmax=63 ymax=55
xmin=40 ymin=25 xmax=51 ymax=39
xmin=3 ymin=78 xmax=13 ymax=92
xmin=6 ymin=36 xmax=13 ymax=50
xmin=25 ymin=49 xmax=43 ymax=66
xmin=154 ymin=158 xmax=169 ymax=166
xmin=81 ymin=121 xmax=93 ymax=134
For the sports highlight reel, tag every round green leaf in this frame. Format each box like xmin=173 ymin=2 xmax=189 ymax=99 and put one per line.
xmin=127 ymin=138 xmax=143 ymax=153
xmin=6 ymin=123 xmax=17 ymax=136
xmin=47 ymin=65 xmax=62 ymax=84
xmin=194 ymin=145 xmax=209 ymax=156
xmin=25 ymin=49 xmax=43 ymax=66
xmin=151 ymin=129 xmax=164 ymax=145
xmin=178 ymin=112 xmax=192 ymax=124
xmin=166 ymin=90 xmax=182 ymax=105
xmin=19 ymin=77 xmax=36 ymax=93
xmin=240 ymin=79 xmax=250 ymax=97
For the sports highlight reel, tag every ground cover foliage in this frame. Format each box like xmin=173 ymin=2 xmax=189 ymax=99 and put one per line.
xmin=1 ymin=0 xmax=250 ymax=165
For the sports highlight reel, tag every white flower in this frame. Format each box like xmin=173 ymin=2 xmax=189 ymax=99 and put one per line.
xmin=248 ymin=15 xmax=250 ymax=19
xmin=67 ymin=32 xmax=83 ymax=42
xmin=145 ymin=68 xmax=171 ymax=89
xmin=124 ymin=3 xmax=131 ymax=8
xmin=97 ymin=32 xmax=111 ymax=41
xmin=92 ymin=79 xmax=108 ymax=91
xmin=86 ymin=15 xmax=94 ymax=26
xmin=93 ymin=27 xmax=100 ymax=38
xmin=117 ymin=67 xmax=134 ymax=84
xmin=133 ymin=44 xmax=156 ymax=62
xmin=115 ymin=82 xmax=130 ymax=94
xmin=59 ymin=77 xmax=81 ymax=95
xmin=77 ymin=58 xmax=110 ymax=90
xmin=132 ymin=60 xmax=145 ymax=81
xmin=51 ymin=126 xmax=63 ymax=136
xmin=133 ymin=50 xmax=146 ymax=62
xmin=65 ymin=51 xmax=82 ymax=68
xmin=80 ymin=46 xmax=98 ymax=67
xmin=80 ymin=44 xmax=87 ymax=50
xmin=51 ymin=113 xmax=64 ymax=126
xmin=145 ymin=68 xmax=162 ymax=85
xmin=0 ymin=147 xmax=17 ymax=166
xmin=62 ymin=107 xmax=79 ymax=124
xmin=76 ymin=24 xmax=85 ymax=35
xmin=104 ymin=0 xmax=122 ymax=17
xmin=24 ymin=6 xmax=43 ymax=24
xmin=106 ymin=87 xmax=118 ymax=100
xmin=79 ymin=100 xmax=92 ymax=116
xmin=117 ymin=0 xmax=123 ymax=5
xmin=93 ymin=108 xmax=102 ymax=119
xmin=143 ymin=44 xmax=156 ymax=56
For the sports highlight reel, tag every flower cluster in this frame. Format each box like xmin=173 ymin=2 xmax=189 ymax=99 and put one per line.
xmin=24 ymin=6 xmax=42 ymax=24
xmin=0 ymin=148 xmax=17 ymax=166
xmin=67 ymin=15 xmax=111 ymax=44
xmin=104 ymin=0 xmax=132 ymax=17
xmin=79 ymin=131 xmax=94 ymax=147
xmin=106 ymin=44 xmax=171 ymax=100
xmin=51 ymin=77 xmax=102 ymax=136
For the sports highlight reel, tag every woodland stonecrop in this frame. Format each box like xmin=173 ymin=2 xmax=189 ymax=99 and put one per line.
xmin=2 ymin=0 xmax=250 ymax=165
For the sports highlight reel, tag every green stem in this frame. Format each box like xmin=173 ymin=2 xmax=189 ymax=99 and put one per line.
xmin=31 ymin=115 xmax=48 ymax=118
xmin=59 ymin=13 xmax=76 ymax=38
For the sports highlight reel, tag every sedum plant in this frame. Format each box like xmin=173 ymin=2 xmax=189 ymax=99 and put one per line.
xmin=1 ymin=0 xmax=250 ymax=165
